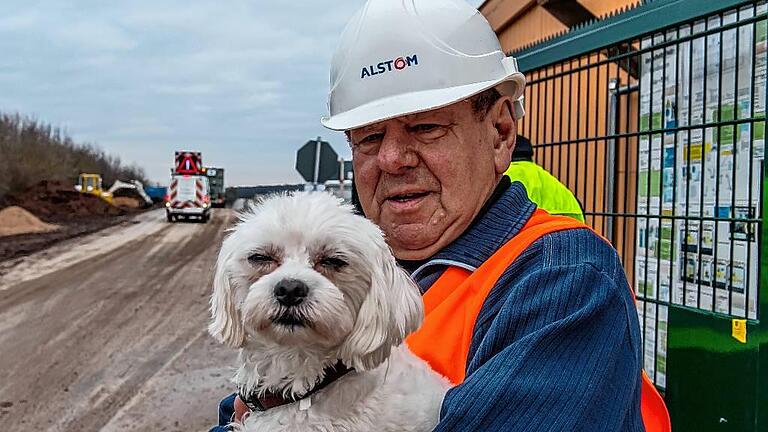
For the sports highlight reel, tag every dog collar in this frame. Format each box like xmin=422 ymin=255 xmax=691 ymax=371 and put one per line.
xmin=239 ymin=361 xmax=354 ymax=412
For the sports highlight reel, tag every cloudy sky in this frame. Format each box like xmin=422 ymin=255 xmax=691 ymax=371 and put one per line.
xmin=0 ymin=0 xmax=484 ymax=186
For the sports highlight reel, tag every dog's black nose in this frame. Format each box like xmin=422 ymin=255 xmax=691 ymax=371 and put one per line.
xmin=273 ymin=279 xmax=309 ymax=306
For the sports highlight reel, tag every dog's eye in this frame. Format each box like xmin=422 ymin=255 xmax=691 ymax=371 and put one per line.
xmin=319 ymin=256 xmax=348 ymax=269
xmin=248 ymin=253 xmax=275 ymax=265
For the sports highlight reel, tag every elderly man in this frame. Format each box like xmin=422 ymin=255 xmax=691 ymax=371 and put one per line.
xmin=211 ymin=1 xmax=668 ymax=431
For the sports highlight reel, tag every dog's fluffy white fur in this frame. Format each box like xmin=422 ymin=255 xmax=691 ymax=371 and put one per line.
xmin=209 ymin=192 xmax=450 ymax=431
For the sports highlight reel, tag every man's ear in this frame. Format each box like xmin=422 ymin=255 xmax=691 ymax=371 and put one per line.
xmin=489 ymin=96 xmax=516 ymax=174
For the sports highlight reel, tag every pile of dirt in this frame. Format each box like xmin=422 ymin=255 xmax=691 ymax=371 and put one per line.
xmin=5 ymin=180 xmax=126 ymax=222
xmin=0 ymin=181 xmax=156 ymax=262
xmin=0 ymin=214 xmax=131 ymax=262
xmin=0 ymin=206 xmax=60 ymax=237
xmin=113 ymin=197 xmax=141 ymax=208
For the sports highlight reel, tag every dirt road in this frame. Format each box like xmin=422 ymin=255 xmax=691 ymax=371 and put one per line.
xmin=0 ymin=208 xmax=239 ymax=431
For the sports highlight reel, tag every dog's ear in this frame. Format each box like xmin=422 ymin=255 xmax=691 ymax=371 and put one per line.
xmin=209 ymin=253 xmax=246 ymax=348
xmin=340 ymin=242 xmax=423 ymax=371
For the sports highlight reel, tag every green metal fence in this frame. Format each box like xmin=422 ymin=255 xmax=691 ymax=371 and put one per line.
xmin=511 ymin=1 xmax=767 ymax=430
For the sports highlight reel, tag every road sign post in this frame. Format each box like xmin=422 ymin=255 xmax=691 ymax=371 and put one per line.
xmin=296 ymin=137 xmax=339 ymax=189
xmin=313 ymin=137 xmax=322 ymax=186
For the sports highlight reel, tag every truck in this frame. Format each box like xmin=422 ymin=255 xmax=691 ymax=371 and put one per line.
xmin=204 ymin=167 xmax=225 ymax=208
xmin=144 ymin=186 xmax=168 ymax=204
xmin=165 ymin=151 xmax=211 ymax=223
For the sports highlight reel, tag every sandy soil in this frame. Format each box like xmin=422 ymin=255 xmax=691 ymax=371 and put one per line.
xmin=0 ymin=206 xmax=59 ymax=237
xmin=0 ymin=213 xmax=141 ymax=263
xmin=0 ymin=180 xmax=150 ymax=262
xmin=0 ymin=209 xmax=238 ymax=431
xmin=112 ymin=197 xmax=141 ymax=209
xmin=0 ymin=210 xmax=167 ymax=288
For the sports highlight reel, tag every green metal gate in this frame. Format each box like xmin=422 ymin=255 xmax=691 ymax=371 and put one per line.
xmin=511 ymin=1 xmax=767 ymax=430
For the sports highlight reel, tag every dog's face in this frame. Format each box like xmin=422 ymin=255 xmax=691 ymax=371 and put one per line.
xmin=209 ymin=192 xmax=423 ymax=371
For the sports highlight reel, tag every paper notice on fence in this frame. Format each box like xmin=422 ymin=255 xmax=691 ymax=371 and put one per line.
xmin=634 ymin=9 xmax=764 ymax=388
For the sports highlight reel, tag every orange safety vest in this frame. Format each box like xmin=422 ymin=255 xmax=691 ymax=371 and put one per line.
xmin=405 ymin=209 xmax=671 ymax=432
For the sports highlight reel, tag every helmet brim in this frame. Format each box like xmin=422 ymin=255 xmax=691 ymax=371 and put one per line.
xmin=321 ymin=71 xmax=525 ymax=131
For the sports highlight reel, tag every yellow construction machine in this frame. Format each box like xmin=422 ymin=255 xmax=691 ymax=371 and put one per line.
xmin=75 ymin=173 xmax=113 ymax=203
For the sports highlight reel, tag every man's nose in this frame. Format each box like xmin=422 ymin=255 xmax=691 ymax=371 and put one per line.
xmin=273 ymin=279 xmax=309 ymax=307
xmin=377 ymin=129 xmax=418 ymax=173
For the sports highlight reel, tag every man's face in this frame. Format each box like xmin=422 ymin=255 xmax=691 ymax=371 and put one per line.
xmin=349 ymin=96 xmax=516 ymax=260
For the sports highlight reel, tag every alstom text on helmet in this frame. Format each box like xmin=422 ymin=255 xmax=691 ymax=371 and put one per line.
xmin=360 ymin=54 xmax=418 ymax=79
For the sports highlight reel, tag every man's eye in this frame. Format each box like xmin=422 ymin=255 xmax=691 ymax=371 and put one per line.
xmin=319 ymin=256 xmax=348 ymax=269
xmin=412 ymin=123 xmax=440 ymax=133
xmin=248 ymin=253 xmax=275 ymax=265
xmin=351 ymin=133 xmax=384 ymax=155
xmin=359 ymin=133 xmax=384 ymax=144
xmin=410 ymin=123 xmax=448 ymax=138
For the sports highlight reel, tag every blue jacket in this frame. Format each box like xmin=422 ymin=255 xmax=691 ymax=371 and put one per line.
xmin=210 ymin=181 xmax=644 ymax=431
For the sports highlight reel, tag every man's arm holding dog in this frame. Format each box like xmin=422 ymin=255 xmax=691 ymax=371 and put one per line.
xmin=209 ymin=233 xmax=643 ymax=431
xmin=433 ymin=236 xmax=644 ymax=431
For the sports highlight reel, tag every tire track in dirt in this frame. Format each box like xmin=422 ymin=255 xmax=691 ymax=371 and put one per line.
xmin=0 ymin=210 xmax=233 ymax=431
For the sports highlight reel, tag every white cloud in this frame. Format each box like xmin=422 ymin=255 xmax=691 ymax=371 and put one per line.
xmin=0 ymin=10 xmax=40 ymax=31
xmin=54 ymin=19 xmax=137 ymax=52
xmin=108 ymin=117 xmax=174 ymax=138
xmin=0 ymin=0 xmax=373 ymax=185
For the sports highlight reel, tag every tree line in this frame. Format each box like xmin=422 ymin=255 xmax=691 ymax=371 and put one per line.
xmin=0 ymin=113 xmax=148 ymax=200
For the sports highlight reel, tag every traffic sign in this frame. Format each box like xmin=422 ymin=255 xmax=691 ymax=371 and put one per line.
xmin=296 ymin=137 xmax=339 ymax=183
xmin=175 ymin=151 xmax=203 ymax=175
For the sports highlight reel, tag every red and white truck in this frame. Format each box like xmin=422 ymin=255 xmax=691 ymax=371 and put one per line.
xmin=165 ymin=151 xmax=211 ymax=223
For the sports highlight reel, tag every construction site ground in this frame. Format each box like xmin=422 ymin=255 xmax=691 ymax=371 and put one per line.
xmin=0 ymin=214 xmax=135 ymax=263
xmin=0 ymin=180 xmax=152 ymax=262
xmin=0 ymin=207 xmax=238 ymax=431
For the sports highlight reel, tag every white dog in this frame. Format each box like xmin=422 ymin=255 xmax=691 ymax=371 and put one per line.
xmin=209 ymin=192 xmax=450 ymax=432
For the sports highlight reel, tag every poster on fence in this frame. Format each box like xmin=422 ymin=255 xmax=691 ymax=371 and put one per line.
xmin=634 ymin=4 xmax=765 ymax=387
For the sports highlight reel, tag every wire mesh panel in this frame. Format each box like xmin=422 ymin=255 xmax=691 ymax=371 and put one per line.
xmin=518 ymin=1 xmax=766 ymax=389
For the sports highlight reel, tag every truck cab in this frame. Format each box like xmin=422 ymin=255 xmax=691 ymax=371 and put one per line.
xmin=204 ymin=167 xmax=226 ymax=208
xmin=75 ymin=173 xmax=113 ymax=203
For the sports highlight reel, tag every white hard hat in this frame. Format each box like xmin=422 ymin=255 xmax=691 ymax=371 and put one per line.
xmin=321 ymin=0 xmax=526 ymax=131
